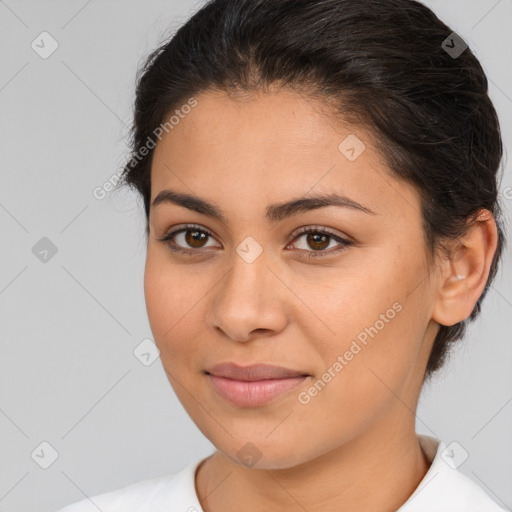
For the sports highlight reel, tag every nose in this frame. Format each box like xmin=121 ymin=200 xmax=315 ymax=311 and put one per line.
xmin=205 ymin=248 xmax=289 ymax=343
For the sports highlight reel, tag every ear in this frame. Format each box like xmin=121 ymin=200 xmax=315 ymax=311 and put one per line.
xmin=432 ymin=209 xmax=498 ymax=327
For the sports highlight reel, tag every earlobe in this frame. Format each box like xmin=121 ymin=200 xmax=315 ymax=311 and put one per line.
xmin=431 ymin=209 xmax=498 ymax=327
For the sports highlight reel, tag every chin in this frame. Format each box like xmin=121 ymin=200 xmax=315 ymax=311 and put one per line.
xmin=215 ymin=437 xmax=313 ymax=470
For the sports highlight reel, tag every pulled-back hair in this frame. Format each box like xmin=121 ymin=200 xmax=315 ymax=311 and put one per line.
xmin=118 ymin=0 xmax=507 ymax=381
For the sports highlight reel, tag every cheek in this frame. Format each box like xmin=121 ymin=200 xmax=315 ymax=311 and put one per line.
xmin=295 ymin=305 xmax=422 ymax=449
xmin=143 ymin=248 xmax=217 ymax=374
xmin=144 ymin=255 xmax=170 ymax=335
xmin=143 ymin=251 xmax=193 ymax=355
xmin=305 ymin=260 xmax=427 ymax=406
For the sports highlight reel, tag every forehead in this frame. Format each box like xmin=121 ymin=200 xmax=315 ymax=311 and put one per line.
xmin=150 ymin=89 xmax=421 ymax=223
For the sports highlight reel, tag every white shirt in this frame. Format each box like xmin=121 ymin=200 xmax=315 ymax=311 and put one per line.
xmin=56 ymin=435 xmax=508 ymax=511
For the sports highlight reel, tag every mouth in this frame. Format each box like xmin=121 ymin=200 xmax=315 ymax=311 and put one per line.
xmin=204 ymin=362 xmax=310 ymax=381
xmin=204 ymin=362 xmax=311 ymax=407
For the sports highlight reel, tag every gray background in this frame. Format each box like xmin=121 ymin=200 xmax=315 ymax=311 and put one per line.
xmin=0 ymin=1 xmax=511 ymax=511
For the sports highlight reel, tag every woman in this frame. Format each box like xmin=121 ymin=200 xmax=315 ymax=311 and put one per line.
xmin=57 ymin=0 xmax=508 ymax=510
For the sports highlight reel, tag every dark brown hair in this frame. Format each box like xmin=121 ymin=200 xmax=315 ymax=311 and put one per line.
xmin=117 ymin=0 xmax=507 ymax=382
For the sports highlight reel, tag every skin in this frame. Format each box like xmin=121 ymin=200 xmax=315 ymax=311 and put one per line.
xmin=144 ymin=87 xmax=498 ymax=512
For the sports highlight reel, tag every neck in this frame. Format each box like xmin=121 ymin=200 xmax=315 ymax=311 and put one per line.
xmin=195 ymin=416 xmax=431 ymax=512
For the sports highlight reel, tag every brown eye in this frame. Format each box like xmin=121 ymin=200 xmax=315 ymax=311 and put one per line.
xmin=158 ymin=224 xmax=220 ymax=255
xmin=304 ymin=232 xmax=330 ymax=251
xmin=158 ymin=224 xmax=353 ymax=259
xmin=184 ymin=229 xmax=209 ymax=248
xmin=289 ymin=227 xmax=354 ymax=259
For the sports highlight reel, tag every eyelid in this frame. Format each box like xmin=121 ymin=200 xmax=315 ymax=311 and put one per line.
xmin=290 ymin=225 xmax=352 ymax=243
xmin=158 ymin=223 xmax=353 ymax=257
xmin=157 ymin=223 xmax=220 ymax=248
xmin=159 ymin=223 xmax=350 ymax=242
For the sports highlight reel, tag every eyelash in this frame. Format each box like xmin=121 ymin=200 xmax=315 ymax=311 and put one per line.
xmin=157 ymin=223 xmax=353 ymax=259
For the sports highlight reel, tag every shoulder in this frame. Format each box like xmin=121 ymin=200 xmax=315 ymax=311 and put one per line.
xmin=427 ymin=463 xmax=508 ymax=511
xmin=400 ymin=435 xmax=508 ymax=512
xmin=54 ymin=458 xmax=206 ymax=512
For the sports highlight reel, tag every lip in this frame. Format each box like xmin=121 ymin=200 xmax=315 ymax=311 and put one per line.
xmin=204 ymin=362 xmax=311 ymax=407
xmin=205 ymin=362 xmax=309 ymax=381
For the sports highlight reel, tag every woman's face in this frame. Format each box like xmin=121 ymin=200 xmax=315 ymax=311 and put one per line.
xmin=145 ymin=88 xmax=441 ymax=468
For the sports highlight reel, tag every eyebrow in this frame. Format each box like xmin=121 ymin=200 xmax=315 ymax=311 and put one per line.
xmin=151 ymin=189 xmax=377 ymax=222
